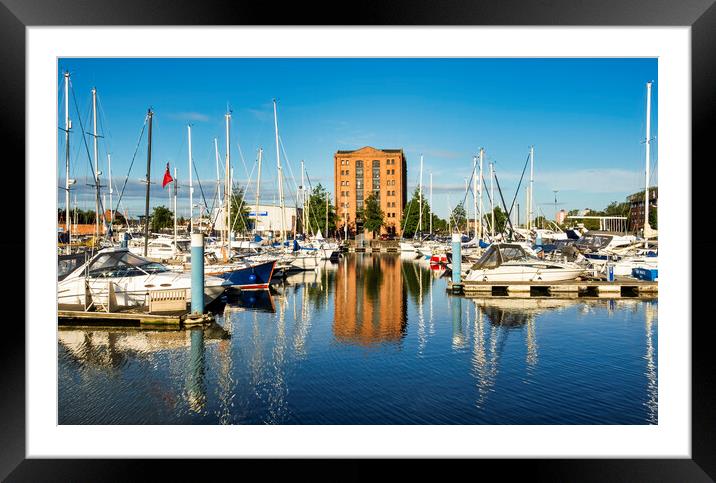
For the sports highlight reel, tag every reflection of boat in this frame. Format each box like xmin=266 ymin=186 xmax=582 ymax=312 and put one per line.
xmin=202 ymin=255 xmax=276 ymax=290
xmin=464 ymin=243 xmax=585 ymax=282
xmin=283 ymin=269 xmax=319 ymax=286
xmin=473 ymin=297 xmax=582 ymax=320
xmin=58 ymin=247 xmax=230 ymax=308
xmin=58 ymin=323 xmax=229 ymax=367
xmin=224 ymin=290 xmax=276 ymax=313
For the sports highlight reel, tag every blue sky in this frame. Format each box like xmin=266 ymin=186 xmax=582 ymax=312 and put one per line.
xmin=57 ymin=58 xmax=657 ymax=221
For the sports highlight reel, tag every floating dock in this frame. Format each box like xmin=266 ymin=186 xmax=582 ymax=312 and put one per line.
xmin=447 ymin=278 xmax=657 ymax=298
xmin=58 ymin=307 xmax=214 ymax=327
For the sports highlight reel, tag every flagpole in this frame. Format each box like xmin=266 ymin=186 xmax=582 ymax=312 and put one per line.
xmin=173 ymin=167 xmax=178 ymax=257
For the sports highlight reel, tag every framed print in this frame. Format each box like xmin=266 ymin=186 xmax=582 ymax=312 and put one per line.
xmin=4 ymin=0 xmax=715 ymax=479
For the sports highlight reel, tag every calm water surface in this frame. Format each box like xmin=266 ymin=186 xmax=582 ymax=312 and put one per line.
xmin=58 ymin=254 xmax=658 ymax=424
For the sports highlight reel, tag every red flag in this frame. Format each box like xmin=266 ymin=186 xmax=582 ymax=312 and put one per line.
xmin=162 ymin=162 xmax=174 ymax=188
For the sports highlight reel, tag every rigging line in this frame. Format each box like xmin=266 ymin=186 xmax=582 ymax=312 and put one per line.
xmin=505 ymin=152 xmax=531 ymax=222
xmin=70 ymin=80 xmax=106 ymax=219
xmin=493 ymin=171 xmax=516 ymax=237
xmin=303 ymin=169 xmax=332 ymax=235
xmin=236 ymin=139 xmax=250 ymax=181
xmin=112 ymin=115 xmax=148 ymax=215
xmin=191 ymin=155 xmax=211 ymax=214
xmin=278 ymin=136 xmax=301 ymax=194
xmin=96 ymin=92 xmax=112 ymax=155
xmin=230 ymin=161 xmax=258 ymax=234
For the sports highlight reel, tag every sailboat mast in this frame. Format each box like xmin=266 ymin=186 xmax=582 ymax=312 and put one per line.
xmin=143 ymin=109 xmax=153 ymax=256
xmin=173 ymin=167 xmax=178 ymax=256
xmin=429 ymin=171 xmax=433 ymax=235
xmin=479 ymin=148 xmax=484 ymax=239
xmin=214 ymin=137 xmax=221 ymax=244
xmin=301 ymin=160 xmax=306 ymax=235
xmin=418 ymin=154 xmax=423 ymax=234
xmin=225 ymin=112 xmax=231 ymax=255
xmin=108 ymin=154 xmax=113 ymax=223
xmin=187 ymin=124 xmax=193 ymax=234
xmin=472 ymin=155 xmax=478 ymax=239
xmin=91 ymin=87 xmax=100 ymax=239
xmin=490 ymin=161 xmax=495 ymax=237
xmin=273 ymin=99 xmax=286 ymax=242
xmin=644 ymin=81 xmax=652 ymax=238
xmin=64 ymin=72 xmax=71 ymax=252
xmin=255 ymin=147 xmax=263 ymax=235
xmin=528 ymin=145 xmax=534 ymax=230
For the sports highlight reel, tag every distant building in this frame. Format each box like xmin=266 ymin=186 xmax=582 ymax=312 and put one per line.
xmin=213 ymin=204 xmax=301 ymax=237
xmin=627 ymin=186 xmax=658 ymax=232
xmin=556 ymin=209 xmax=567 ymax=225
xmin=334 ymin=146 xmax=408 ymax=238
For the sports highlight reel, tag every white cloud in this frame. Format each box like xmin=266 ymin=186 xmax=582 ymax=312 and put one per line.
xmin=167 ymin=112 xmax=210 ymax=122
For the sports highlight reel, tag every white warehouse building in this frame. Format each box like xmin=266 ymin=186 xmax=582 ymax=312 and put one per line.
xmin=212 ymin=204 xmax=302 ymax=236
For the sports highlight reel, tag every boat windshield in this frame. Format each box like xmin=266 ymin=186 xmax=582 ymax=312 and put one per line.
xmin=473 ymin=245 xmax=534 ymax=269
xmin=176 ymin=240 xmax=190 ymax=252
xmin=577 ymin=234 xmax=612 ymax=249
xmin=499 ymin=245 xmax=531 ymax=262
xmin=86 ymin=251 xmax=169 ymax=278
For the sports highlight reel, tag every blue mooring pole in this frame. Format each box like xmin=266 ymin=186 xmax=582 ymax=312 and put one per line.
xmin=452 ymin=233 xmax=462 ymax=285
xmin=191 ymin=233 xmax=204 ymax=314
xmin=121 ymin=232 xmax=129 ymax=248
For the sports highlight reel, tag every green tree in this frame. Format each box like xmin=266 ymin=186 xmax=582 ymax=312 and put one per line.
xmin=150 ymin=205 xmax=173 ymax=231
xmin=363 ymin=193 xmax=385 ymax=238
xmin=604 ymin=201 xmax=630 ymax=217
xmin=229 ymin=184 xmax=251 ymax=234
xmin=305 ymin=183 xmax=337 ymax=236
xmin=400 ymin=188 xmax=432 ymax=238
xmin=449 ymin=204 xmax=467 ymax=232
xmin=487 ymin=206 xmax=509 ymax=234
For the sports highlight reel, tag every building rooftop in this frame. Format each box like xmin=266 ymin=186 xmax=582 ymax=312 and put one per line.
xmin=336 ymin=146 xmax=404 ymax=154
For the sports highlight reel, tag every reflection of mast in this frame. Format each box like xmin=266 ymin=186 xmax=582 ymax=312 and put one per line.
xmin=185 ymin=328 xmax=207 ymax=413
xmin=644 ymin=301 xmax=658 ymax=423
xmin=266 ymin=290 xmax=288 ymax=423
xmin=525 ymin=315 xmax=538 ymax=367
xmin=470 ymin=300 xmax=507 ymax=407
xmin=451 ymin=297 xmax=467 ymax=349
xmin=292 ymin=282 xmax=311 ymax=357
xmin=417 ymin=260 xmax=426 ymax=353
xmin=216 ymin=329 xmax=234 ymax=425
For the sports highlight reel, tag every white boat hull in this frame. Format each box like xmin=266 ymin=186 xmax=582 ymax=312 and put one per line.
xmin=465 ymin=264 xmax=584 ymax=283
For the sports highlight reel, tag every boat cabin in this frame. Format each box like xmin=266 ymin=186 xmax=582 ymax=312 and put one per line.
xmin=75 ymin=248 xmax=170 ymax=279
xmin=574 ymin=231 xmax=636 ymax=252
xmin=470 ymin=244 xmax=536 ymax=270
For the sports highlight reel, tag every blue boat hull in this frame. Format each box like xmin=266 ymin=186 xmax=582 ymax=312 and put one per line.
xmin=210 ymin=260 xmax=276 ymax=290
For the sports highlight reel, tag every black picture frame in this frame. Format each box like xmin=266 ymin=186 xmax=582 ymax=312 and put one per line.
xmin=4 ymin=0 xmax=714 ymax=479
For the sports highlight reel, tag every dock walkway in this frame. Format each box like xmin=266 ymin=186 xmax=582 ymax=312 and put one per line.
xmin=448 ymin=278 xmax=657 ymax=298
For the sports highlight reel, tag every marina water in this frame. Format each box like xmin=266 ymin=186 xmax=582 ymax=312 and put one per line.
xmin=59 ymin=253 xmax=657 ymax=424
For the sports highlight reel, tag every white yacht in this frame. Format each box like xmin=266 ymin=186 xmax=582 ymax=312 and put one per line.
xmin=58 ymin=247 xmax=230 ymax=309
xmin=464 ymin=243 xmax=586 ymax=283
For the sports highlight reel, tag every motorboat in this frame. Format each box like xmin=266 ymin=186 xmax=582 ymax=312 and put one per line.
xmin=58 ymin=247 xmax=230 ymax=309
xmin=463 ymin=243 xmax=586 ymax=283
xmin=127 ymin=235 xmax=191 ymax=263
xmin=201 ymin=253 xmax=276 ymax=290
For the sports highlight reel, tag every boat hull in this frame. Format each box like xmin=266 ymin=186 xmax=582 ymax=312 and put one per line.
xmin=464 ymin=265 xmax=584 ymax=283
xmin=206 ymin=260 xmax=276 ymax=290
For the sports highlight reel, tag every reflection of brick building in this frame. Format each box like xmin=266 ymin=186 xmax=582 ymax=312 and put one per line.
xmin=334 ymin=147 xmax=407 ymax=238
xmin=333 ymin=255 xmax=406 ymax=345
xmin=627 ymin=186 xmax=658 ymax=231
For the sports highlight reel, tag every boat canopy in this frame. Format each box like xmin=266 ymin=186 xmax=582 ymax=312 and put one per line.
xmin=471 ymin=243 xmax=537 ymax=270
xmin=85 ymin=249 xmax=169 ymax=278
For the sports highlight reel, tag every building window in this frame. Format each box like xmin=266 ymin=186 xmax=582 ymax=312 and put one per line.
xmin=372 ymin=160 xmax=380 ymax=167
xmin=346 ymin=169 xmax=349 ymax=175
xmin=356 ymin=160 xmax=363 ymax=168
